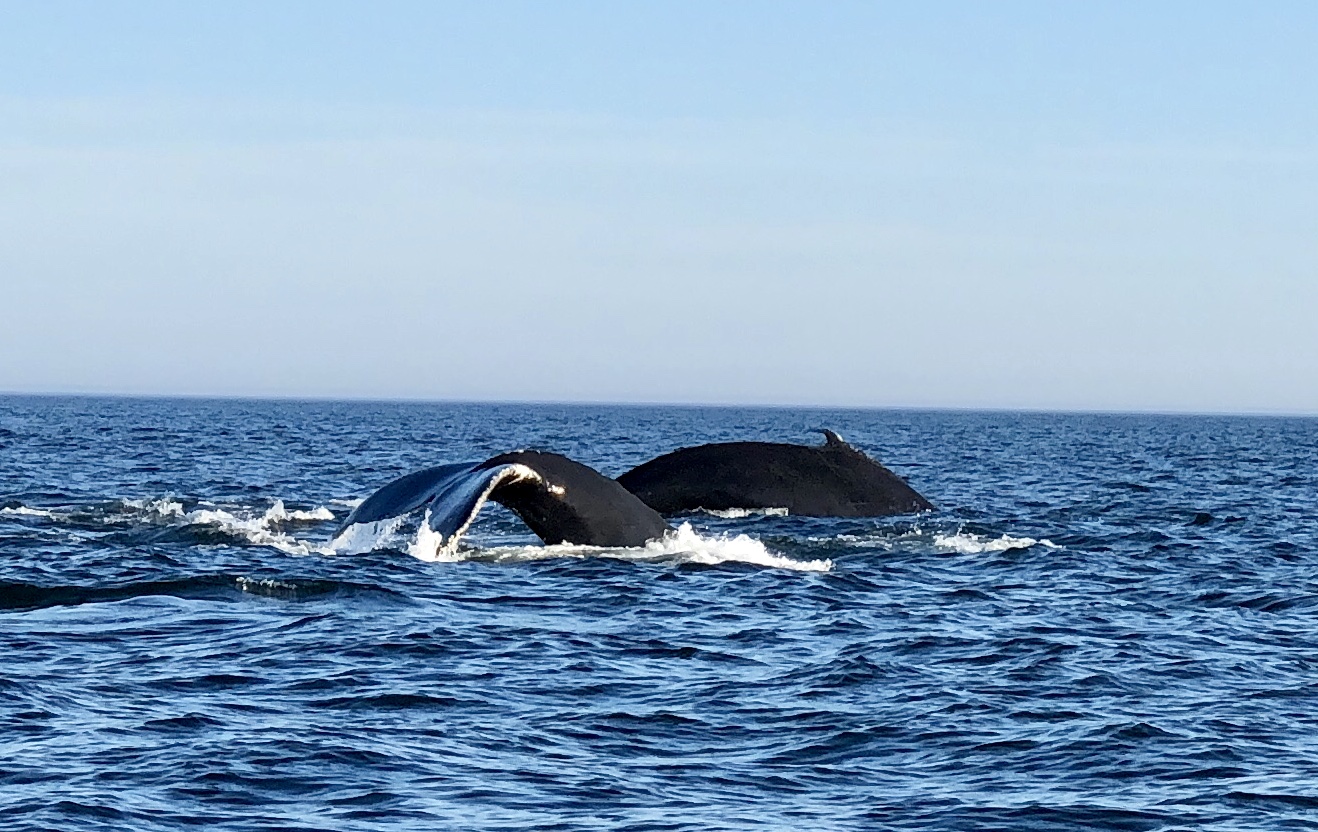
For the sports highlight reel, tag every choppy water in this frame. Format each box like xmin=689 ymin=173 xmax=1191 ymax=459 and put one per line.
xmin=3 ymin=396 xmax=1318 ymax=831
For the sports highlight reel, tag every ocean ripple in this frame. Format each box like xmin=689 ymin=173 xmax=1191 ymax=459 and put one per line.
xmin=3 ymin=398 xmax=1318 ymax=829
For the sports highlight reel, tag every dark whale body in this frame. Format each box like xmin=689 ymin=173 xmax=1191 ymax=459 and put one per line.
xmin=335 ymin=451 xmax=670 ymax=551
xmin=481 ymin=451 xmax=671 ymax=546
xmin=336 ymin=431 xmax=931 ymax=553
xmin=617 ymin=431 xmax=933 ymax=517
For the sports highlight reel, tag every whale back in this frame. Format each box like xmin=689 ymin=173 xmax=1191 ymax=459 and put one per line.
xmin=617 ymin=432 xmax=933 ymax=517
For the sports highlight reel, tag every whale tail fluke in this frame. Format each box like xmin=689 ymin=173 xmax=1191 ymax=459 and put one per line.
xmin=333 ymin=452 xmax=670 ymax=554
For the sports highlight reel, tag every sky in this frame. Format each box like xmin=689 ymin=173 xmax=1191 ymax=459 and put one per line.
xmin=2 ymin=1 xmax=1316 ymax=412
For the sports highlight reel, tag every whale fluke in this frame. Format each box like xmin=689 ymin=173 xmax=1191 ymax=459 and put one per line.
xmin=617 ymin=432 xmax=933 ymax=517
xmin=334 ymin=451 xmax=671 ymax=554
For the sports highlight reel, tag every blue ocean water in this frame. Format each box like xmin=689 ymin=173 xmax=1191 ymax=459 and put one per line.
xmin=3 ymin=396 xmax=1318 ymax=831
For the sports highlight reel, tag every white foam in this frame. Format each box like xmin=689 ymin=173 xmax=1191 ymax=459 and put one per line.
xmin=182 ymin=505 xmax=334 ymax=556
xmin=933 ymin=531 xmax=1058 ymax=554
xmin=466 ymin=522 xmax=830 ymax=572
xmin=0 ymin=505 xmax=56 ymax=518
xmin=104 ymin=497 xmax=339 ymax=554
xmin=817 ymin=527 xmax=1060 ymax=558
xmin=149 ymin=499 xmax=186 ymax=518
xmin=407 ymin=510 xmax=464 ymax=563
xmin=328 ymin=515 xmax=409 ymax=555
xmin=235 ymin=576 xmax=298 ymax=593
xmin=643 ymin=522 xmax=830 ymax=571
xmin=263 ymin=500 xmax=336 ymax=523
xmin=118 ymin=497 xmax=186 ymax=518
xmin=699 ymin=507 xmax=789 ymax=519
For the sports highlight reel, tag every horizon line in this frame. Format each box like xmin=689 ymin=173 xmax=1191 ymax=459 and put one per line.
xmin=2 ymin=388 xmax=1315 ymax=420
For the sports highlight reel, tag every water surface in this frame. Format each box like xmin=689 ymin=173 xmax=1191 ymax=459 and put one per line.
xmin=3 ymin=397 xmax=1317 ymax=830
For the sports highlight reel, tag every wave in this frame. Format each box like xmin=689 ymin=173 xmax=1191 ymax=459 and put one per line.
xmin=120 ymin=497 xmax=332 ymax=525
xmin=0 ymin=504 xmax=57 ymax=518
xmin=1 ymin=497 xmax=341 ymax=556
xmin=117 ymin=498 xmax=339 ymax=555
xmin=178 ymin=505 xmax=336 ymax=555
xmin=121 ymin=497 xmax=186 ymax=518
xmin=0 ymin=575 xmax=405 ymax=611
xmin=825 ymin=525 xmax=1060 ymax=556
xmin=697 ymin=506 xmax=789 ymax=519
xmin=405 ymin=522 xmax=832 ymax=572
xmin=6 ymin=493 xmax=1051 ymax=572
xmin=5 ymin=495 xmax=825 ymax=572
xmin=643 ymin=523 xmax=830 ymax=571
xmin=933 ymin=531 xmax=1059 ymax=554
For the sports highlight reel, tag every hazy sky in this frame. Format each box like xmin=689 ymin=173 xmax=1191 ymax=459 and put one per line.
xmin=3 ymin=2 xmax=1315 ymax=412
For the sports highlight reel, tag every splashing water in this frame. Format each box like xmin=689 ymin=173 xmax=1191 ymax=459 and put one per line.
xmin=932 ymin=530 xmax=1059 ymax=554
xmin=437 ymin=522 xmax=832 ymax=572
xmin=698 ymin=506 xmax=790 ymax=519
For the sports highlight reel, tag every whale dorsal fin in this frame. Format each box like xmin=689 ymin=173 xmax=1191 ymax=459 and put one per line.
xmin=815 ymin=429 xmax=848 ymax=448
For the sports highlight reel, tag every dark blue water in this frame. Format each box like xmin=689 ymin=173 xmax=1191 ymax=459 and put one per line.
xmin=3 ymin=396 xmax=1318 ymax=831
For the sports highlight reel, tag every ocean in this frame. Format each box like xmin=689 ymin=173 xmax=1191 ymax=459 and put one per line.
xmin=2 ymin=395 xmax=1317 ymax=831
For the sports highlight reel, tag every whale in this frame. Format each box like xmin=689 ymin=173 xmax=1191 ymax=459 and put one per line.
xmin=335 ymin=431 xmax=932 ymax=555
xmin=334 ymin=450 xmax=671 ymax=554
xmin=616 ymin=430 xmax=933 ymax=517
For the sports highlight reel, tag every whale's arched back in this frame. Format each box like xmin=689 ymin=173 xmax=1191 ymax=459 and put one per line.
xmin=616 ymin=432 xmax=933 ymax=517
